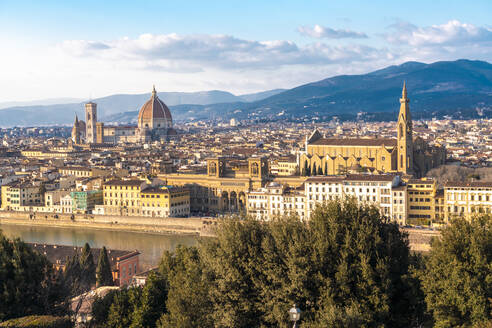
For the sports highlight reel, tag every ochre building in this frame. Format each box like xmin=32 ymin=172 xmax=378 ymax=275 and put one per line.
xmin=158 ymin=157 xmax=269 ymax=214
xmin=300 ymin=84 xmax=446 ymax=178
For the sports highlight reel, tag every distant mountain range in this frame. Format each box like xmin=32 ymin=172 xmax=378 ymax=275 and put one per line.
xmin=1 ymin=59 xmax=492 ymax=127
xmin=0 ymin=89 xmax=285 ymax=127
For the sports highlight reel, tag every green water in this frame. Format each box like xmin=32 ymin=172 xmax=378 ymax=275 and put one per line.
xmin=0 ymin=223 xmax=198 ymax=270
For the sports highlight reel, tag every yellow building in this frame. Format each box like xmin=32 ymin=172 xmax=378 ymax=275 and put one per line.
xmin=443 ymin=182 xmax=492 ymax=221
xmin=102 ymin=180 xmax=146 ymax=216
xmin=1 ymin=182 xmax=43 ymax=211
xmin=300 ymin=84 xmax=446 ymax=177
xmin=140 ymin=186 xmax=190 ymax=217
xmin=21 ymin=150 xmax=72 ymax=159
xmin=406 ymin=178 xmax=437 ymax=225
xmin=270 ymin=156 xmax=298 ymax=176
xmin=158 ymin=156 xmax=269 ymax=214
xmin=59 ymin=166 xmax=109 ymax=178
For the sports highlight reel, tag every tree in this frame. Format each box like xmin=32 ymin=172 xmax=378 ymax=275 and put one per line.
xmin=129 ymin=273 xmax=168 ymax=328
xmin=64 ymin=254 xmax=82 ymax=295
xmin=312 ymin=163 xmax=317 ymax=176
xmin=0 ymin=231 xmax=65 ymax=321
xmin=201 ymin=219 xmax=267 ymax=328
xmin=200 ymin=200 xmax=421 ymax=327
xmin=79 ymin=243 xmax=96 ymax=290
xmin=91 ymin=289 xmax=119 ymax=327
xmin=94 ymin=200 xmax=425 ymax=327
xmin=157 ymin=246 xmax=212 ymax=328
xmin=317 ymin=165 xmax=323 ymax=175
xmin=305 ymin=200 xmax=420 ymax=327
xmin=96 ymin=246 xmax=114 ymax=287
xmin=302 ymin=160 xmax=309 ymax=176
xmin=106 ymin=290 xmax=133 ymax=328
xmin=421 ymin=215 xmax=492 ymax=327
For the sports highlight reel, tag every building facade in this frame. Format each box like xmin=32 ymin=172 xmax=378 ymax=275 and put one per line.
xmin=158 ymin=156 xmax=269 ymax=214
xmin=72 ymin=86 xmax=175 ymax=145
xmin=443 ymin=182 xmax=492 ymax=220
xmin=140 ymin=186 xmax=190 ymax=217
xmin=299 ymin=85 xmax=446 ymax=177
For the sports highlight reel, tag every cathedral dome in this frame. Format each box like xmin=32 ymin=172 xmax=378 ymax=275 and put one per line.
xmin=138 ymin=86 xmax=172 ymax=129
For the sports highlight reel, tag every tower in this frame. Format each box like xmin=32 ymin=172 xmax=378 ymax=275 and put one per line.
xmin=397 ymin=82 xmax=413 ymax=174
xmin=85 ymin=102 xmax=97 ymax=143
xmin=71 ymin=115 xmax=81 ymax=145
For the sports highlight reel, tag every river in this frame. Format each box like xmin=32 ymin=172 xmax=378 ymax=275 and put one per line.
xmin=0 ymin=223 xmax=198 ymax=270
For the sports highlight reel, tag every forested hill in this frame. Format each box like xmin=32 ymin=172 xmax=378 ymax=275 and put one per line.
xmin=1 ymin=59 xmax=492 ymax=126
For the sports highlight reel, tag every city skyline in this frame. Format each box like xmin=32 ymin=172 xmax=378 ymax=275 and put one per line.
xmin=1 ymin=0 xmax=492 ymax=101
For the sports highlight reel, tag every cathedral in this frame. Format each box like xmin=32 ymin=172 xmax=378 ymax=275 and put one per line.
xmin=299 ymin=84 xmax=446 ymax=178
xmin=71 ymin=86 xmax=176 ymax=144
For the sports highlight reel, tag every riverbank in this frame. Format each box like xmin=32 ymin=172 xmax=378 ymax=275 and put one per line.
xmin=0 ymin=211 xmax=439 ymax=251
xmin=0 ymin=211 xmax=217 ymax=237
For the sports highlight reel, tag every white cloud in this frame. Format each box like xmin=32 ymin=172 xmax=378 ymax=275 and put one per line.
xmin=59 ymin=33 xmax=384 ymax=71
xmin=298 ymin=24 xmax=368 ymax=39
xmin=3 ymin=20 xmax=492 ymax=101
xmin=386 ymin=20 xmax=492 ymax=46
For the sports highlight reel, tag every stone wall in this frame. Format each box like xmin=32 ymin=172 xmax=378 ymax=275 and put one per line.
xmin=0 ymin=210 xmax=217 ymax=236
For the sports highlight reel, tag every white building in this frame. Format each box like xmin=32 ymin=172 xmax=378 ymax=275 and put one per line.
xmin=247 ymin=182 xmax=306 ymax=220
xmin=246 ymin=174 xmax=406 ymax=223
xmin=306 ymin=175 xmax=400 ymax=219
xmin=444 ymin=181 xmax=492 ymax=219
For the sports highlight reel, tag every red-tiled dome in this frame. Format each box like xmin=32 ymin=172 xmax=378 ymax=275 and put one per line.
xmin=138 ymin=86 xmax=172 ymax=122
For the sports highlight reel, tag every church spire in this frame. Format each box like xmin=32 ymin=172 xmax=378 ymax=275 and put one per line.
xmin=397 ymin=82 xmax=413 ymax=174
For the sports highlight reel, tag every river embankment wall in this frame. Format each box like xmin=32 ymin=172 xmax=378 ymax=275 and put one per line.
xmin=0 ymin=211 xmax=439 ymax=250
xmin=0 ymin=211 xmax=217 ymax=236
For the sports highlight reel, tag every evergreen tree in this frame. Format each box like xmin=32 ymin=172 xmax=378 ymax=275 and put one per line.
xmin=64 ymin=254 xmax=82 ymax=295
xmin=0 ymin=231 xmax=64 ymax=321
xmin=306 ymin=200 xmax=421 ymax=327
xmin=324 ymin=162 xmax=328 ymax=175
xmin=157 ymin=246 xmax=213 ymax=328
xmin=312 ymin=163 xmax=317 ymax=176
xmin=91 ymin=289 xmax=119 ymax=327
xmin=129 ymin=272 xmax=168 ymax=328
xmin=96 ymin=246 xmax=114 ymax=287
xmin=317 ymin=165 xmax=323 ymax=175
xmin=201 ymin=219 xmax=267 ymax=328
xmin=421 ymin=215 xmax=492 ymax=327
xmin=106 ymin=290 xmax=132 ymax=328
xmin=302 ymin=160 xmax=309 ymax=176
xmin=79 ymin=243 xmax=96 ymax=290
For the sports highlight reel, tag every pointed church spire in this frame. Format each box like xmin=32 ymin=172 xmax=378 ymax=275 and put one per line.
xmin=397 ymin=81 xmax=413 ymax=174
xmin=402 ymin=81 xmax=407 ymax=99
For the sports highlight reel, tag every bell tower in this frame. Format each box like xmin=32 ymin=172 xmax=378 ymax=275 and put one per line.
xmin=85 ymin=102 xmax=97 ymax=143
xmin=397 ymin=82 xmax=413 ymax=174
xmin=71 ymin=115 xmax=81 ymax=145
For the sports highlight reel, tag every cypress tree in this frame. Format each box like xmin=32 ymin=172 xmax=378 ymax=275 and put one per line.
xmin=312 ymin=163 xmax=317 ymax=176
xmin=96 ymin=246 xmax=114 ymax=287
xmin=80 ymin=243 xmax=96 ymax=290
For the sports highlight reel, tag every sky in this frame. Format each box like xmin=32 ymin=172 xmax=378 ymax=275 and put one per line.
xmin=1 ymin=0 xmax=492 ymax=102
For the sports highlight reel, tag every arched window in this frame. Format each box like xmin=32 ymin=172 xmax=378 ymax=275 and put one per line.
xmin=209 ymin=162 xmax=217 ymax=175
xmin=251 ymin=162 xmax=259 ymax=176
xmin=399 ymin=123 xmax=403 ymax=138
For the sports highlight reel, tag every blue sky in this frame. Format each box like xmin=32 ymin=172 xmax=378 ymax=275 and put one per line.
xmin=1 ymin=0 xmax=492 ymax=101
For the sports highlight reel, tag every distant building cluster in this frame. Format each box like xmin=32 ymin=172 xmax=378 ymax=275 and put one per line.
xmin=0 ymin=83 xmax=490 ymax=227
xmin=71 ymin=86 xmax=176 ymax=145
